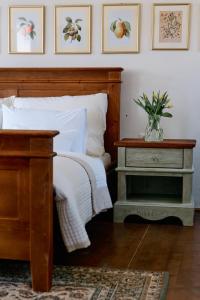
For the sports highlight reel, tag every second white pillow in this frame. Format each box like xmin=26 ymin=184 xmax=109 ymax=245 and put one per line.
xmin=0 ymin=96 xmax=15 ymax=128
xmin=2 ymin=105 xmax=87 ymax=154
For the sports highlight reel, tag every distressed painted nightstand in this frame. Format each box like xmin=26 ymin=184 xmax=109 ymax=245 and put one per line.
xmin=114 ymin=138 xmax=196 ymax=226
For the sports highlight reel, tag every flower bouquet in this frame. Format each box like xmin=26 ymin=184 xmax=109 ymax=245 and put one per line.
xmin=134 ymin=91 xmax=173 ymax=141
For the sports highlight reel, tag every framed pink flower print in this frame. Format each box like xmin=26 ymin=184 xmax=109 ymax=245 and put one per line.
xmin=152 ymin=3 xmax=191 ymax=50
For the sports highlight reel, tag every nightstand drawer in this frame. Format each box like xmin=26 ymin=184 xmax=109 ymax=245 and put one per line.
xmin=126 ymin=148 xmax=183 ymax=168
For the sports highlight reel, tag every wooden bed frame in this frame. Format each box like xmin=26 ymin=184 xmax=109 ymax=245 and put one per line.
xmin=0 ymin=68 xmax=123 ymax=291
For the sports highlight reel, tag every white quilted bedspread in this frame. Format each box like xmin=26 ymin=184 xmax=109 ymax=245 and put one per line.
xmin=53 ymin=153 xmax=112 ymax=252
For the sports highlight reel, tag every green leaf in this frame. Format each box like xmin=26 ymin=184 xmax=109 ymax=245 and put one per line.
xmin=29 ymin=31 xmax=35 ymax=40
xmin=29 ymin=20 xmax=35 ymax=29
xmin=66 ymin=17 xmax=72 ymax=23
xmin=19 ymin=22 xmax=26 ymax=27
xmin=64 ymin=33 xmax=70 ymax=41
xmin=161 ymin=112 xmax=173 ymax=118
xmin=18 ymin=17 xmax=27 ymax=21
xmin=110 ymin=20 xmax=117 ymax=32
xmin=76 ymin=24 xmax=81 ymax=31
xmin=77 ymin=34 xmax=81 ymax=42
xmin=124 ymin=21 xmax=131 ymax=31
xmin=63 ymin=24 xmax=71 ymax=33
xmin=75 ymin=19 xmax=82 ymax=23
xmin=134 ymin=99 xmax=146 ymax=111
xmin=125 ymin=30 xmax=130 ymax=37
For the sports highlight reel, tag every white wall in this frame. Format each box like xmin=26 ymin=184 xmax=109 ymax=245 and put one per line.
xmin=1 ymin=0 xmax=200 ymax=206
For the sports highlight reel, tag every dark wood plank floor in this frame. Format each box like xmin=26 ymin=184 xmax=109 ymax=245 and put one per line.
xmin=54 ymin=211 xmax=200 ymax=300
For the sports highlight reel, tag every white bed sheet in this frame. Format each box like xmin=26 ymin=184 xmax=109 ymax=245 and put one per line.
xmin=53 ymin=152 xmax=112 ymax=252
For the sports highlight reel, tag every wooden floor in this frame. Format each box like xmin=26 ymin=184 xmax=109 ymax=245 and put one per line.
xmin=55 ymin=211 xmax=200 ymax=300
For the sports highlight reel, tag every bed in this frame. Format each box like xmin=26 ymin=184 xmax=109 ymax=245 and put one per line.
xmin=0 ymin=67 xmax=123 ymax=291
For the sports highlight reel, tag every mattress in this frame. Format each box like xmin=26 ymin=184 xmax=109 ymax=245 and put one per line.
xmin=99 ymin=152 xmax=112 ymax=170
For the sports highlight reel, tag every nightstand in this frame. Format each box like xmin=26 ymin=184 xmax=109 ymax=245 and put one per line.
xmin=114 ymin=138 xmax=196 ymax=226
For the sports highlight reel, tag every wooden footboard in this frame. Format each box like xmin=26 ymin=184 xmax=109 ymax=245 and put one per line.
xmin=0 ymin=130 xmax=58 ymax=291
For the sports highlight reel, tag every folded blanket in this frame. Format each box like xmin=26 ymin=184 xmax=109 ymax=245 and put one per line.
xmin=53 ymin=153 xmax=112 ymax=252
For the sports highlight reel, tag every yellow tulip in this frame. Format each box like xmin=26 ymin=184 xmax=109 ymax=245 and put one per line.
xmin=166 ymin=101 xmax=173 ymax=108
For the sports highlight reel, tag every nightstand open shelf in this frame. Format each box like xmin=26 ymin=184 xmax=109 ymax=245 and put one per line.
xmin=126 ymin=175 xmax=183 ymax=203
xmin=114 ymin=138 xmax=196 ymax=226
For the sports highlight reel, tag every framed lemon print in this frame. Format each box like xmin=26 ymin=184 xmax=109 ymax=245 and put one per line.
xmin=102 ymin=3 xmax=140 ymax=53
xmin=9 ymin=5 xmax=44 ymax=54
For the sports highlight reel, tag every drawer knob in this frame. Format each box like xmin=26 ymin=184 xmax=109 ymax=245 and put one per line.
xmin=152 ymin=156 xmax=159 ymax=162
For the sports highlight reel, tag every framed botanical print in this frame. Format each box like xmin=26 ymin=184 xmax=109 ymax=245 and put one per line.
xmin=152 ymin=3 xmax=191 ymax=50
xmin=55 ymin=5 xmax=92 ymax=54
xmin=102 ymin=4 xmax=140 ymax=53
xmin=9 ymin=5 xmax=44 ymax=54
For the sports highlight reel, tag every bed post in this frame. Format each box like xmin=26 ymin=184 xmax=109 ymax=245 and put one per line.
xmin=0 ymin=129 xmax=58 ymax=292
xmin=30 ymin=156 xmax=54 ymax=291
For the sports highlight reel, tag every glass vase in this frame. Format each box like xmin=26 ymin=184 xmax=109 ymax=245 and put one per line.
xmin=145 ymin=115 xmax=163 ymax=142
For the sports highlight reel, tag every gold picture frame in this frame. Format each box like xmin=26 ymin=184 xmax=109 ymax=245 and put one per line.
xmin=152 ymin=3 xmax=191 ymax=50
xmin=102 ymin=3 xmax=140 ymax=54
xmin=55 ymin=5 xmax=92 ymax=54
xmin=9 ymin=5 xmax=44 ymax=54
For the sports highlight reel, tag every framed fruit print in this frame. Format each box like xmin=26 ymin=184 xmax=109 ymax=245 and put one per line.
xmin=102 ymin=3 xmax=140 ymax=53
xmin=152 ymin=3 xmax=191 ymax=50
xmin=55 ymin=5 xmax=92 ymax=54
xmin=9 ymin=5 xmax=44 ymax=54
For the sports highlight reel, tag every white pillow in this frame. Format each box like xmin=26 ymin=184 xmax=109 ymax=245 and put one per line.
xmin=0 ymin=96 xmax=15 ymax=128
xmin=13 ymin=93 xmax=108 ymax=156
xmin=2 ymin=105 xmax=87 ymax=154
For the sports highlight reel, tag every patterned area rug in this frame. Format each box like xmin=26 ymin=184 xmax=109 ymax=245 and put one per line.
xmin=0 ymin=260 xmax=168 ymax=299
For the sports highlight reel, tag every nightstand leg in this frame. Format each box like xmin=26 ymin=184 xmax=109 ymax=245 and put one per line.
xmin=118 ymin=172 xmax=126 ymax=201
xmin=114 ymin=202 xmax=127 ymax=223
xmin=182 ymin=174 xmax=192 ymax=203
xmin=181 ymin=212 xmax=194 ymax=226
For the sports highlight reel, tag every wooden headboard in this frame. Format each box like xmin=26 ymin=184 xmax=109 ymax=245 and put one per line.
xmin=0 ymin=67 xmax=123 ymax=161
